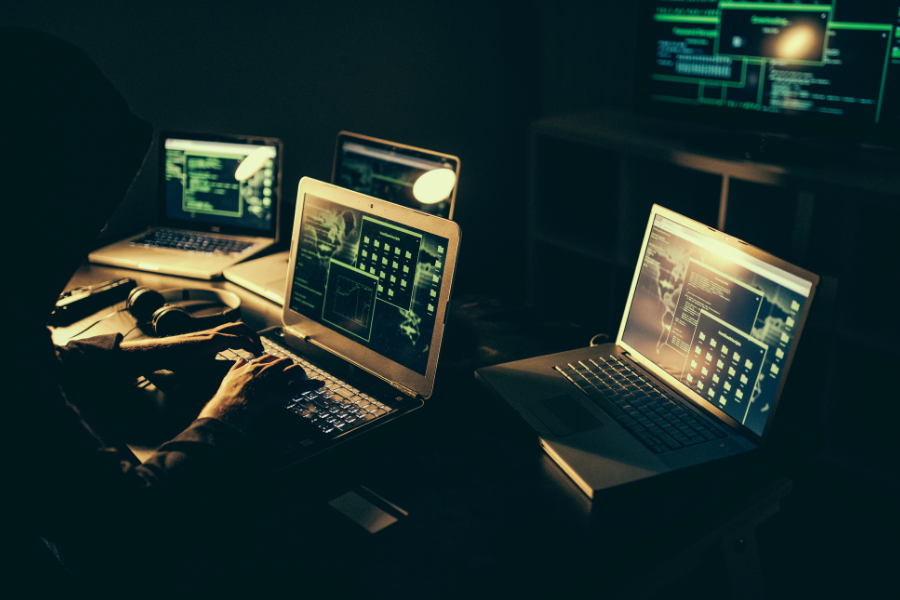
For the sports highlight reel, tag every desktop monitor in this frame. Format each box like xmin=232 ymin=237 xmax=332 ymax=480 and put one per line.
xmin=634 ymin=1 xmax=900 ymax=149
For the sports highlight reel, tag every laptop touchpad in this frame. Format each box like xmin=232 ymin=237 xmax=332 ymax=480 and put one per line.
xmin=528 ymin=395 xmax=605 ymax=437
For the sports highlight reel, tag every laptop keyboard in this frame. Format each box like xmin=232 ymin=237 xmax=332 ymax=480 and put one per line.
xmin=554 ymin=355 xmax=726 ymax=454
xmin=258 ymin=336 xmax=394 ymax=438
xmin=131 ymin=229 xmax=255 ymax=256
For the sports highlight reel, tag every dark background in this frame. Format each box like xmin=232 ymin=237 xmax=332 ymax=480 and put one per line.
xmin=2 ymin=0 xmax=635 ymax=297
xmin=4 ymin=1 xmax=896 ymax=597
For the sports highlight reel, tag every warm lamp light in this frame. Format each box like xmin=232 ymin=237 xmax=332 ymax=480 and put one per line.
xmin=776 ymin=26 xmax=815 ymax=60
xmin=412 ymin=168 xmax=456 ymax=204
xmin=235 ymin=146 xmax=273 ymax=181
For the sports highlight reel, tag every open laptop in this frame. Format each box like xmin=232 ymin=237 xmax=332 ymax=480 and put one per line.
xmin=89 ymin=132 xmax=282 ymax=280
xmin=476 ymin=205 xmax=818 ymax=498
xmin=244 ymin=177 xmax=461 ymax=469
xmin=223 ymin=131 xmax=459 ymax=304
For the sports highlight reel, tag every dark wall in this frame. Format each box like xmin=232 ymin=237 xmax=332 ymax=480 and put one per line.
xmin=2 ymin=0 xmax=541 ymax=296
xmin=534 ymin=1 xmax=639 ymax=115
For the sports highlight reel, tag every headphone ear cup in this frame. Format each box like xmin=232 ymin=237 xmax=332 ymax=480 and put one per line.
xmin=126 ymin=287 xmax=166 ymax=323
xmin=151 ymin=306 xmax=194 ymax=337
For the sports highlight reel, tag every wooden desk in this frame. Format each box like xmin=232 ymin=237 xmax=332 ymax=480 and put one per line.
xmin=54 ymin=262 xmax=790 ymax=600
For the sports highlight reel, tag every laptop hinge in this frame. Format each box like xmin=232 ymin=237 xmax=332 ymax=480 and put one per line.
xmin=390 ymin=381 xmax=421 ymax=400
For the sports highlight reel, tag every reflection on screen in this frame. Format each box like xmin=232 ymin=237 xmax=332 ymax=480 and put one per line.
xmin=335 ymin=141 xmax=456 ymax=219
xmin=164 ymin=138 xmax=277 ymax=232
xmin=622 ymin=215 xmax=813 ymax=436
xmin=288 ymin=193 xmax=449 ymax=375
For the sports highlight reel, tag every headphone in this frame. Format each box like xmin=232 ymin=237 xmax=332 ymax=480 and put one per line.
xmin=125 ymin=287 xmax=242 ymax=337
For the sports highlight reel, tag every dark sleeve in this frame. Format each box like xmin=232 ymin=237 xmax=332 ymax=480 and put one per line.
xmin=24 ymin=331 xmax=260 ymax=584
xmin=55 ymin=333 xmax=136 ymax=419
xmin=141 ymin=417 xmax=254 ymax=489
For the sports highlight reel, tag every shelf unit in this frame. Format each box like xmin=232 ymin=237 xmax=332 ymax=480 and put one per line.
xmin=528 ymin=108 xmax=900 ymax=333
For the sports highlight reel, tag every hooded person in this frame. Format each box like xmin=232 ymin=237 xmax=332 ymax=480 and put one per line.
xmin=1 ymin=28 xmax=318 ymax=594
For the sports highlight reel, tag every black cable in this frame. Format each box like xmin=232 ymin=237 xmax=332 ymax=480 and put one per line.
xmin=64 ymin=307 xmax=128 ymax=341
xmin=120 ymin=325 xmax=141 ymax=342
xmin=589 ymin=333 xmax=611 ymax=347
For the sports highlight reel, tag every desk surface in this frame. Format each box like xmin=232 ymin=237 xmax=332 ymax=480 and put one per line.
xmin=54 ymin=262 xmax=790 ymax=599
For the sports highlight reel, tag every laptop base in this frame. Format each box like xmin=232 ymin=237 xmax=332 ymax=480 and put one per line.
xmin=476 ymin=343 xmax=755 ymax=498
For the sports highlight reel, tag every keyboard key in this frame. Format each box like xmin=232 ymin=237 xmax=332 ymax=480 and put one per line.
xmin=656 ymin=432 xmax=682 ymax=449
xmin=131 ymin=229 xmax=254 ymax=256
xmin=262 ymin=335 xmax=395 ymax=440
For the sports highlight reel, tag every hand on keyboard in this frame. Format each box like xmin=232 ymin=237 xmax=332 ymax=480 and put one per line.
xmin=259 ymin=336 xmax=393 ymax=437
xmin=198 ymin=354 xmax=321 ymax=435
xmin=120 ymin=322 xmax=264 ymax=377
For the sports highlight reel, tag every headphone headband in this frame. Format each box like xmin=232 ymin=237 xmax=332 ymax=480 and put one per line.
xmin=126 ymin=286 xmax=242 ymax=336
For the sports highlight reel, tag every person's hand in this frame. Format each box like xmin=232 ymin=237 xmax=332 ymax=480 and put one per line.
xmin=118 ymin=322 xmax=264 ymax=377
xmin=198 ymin=354 xmax=321 ymax=434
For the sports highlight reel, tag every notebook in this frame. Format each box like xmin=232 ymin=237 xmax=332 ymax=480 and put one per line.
xmin=89 ymin=132 xmax=282 ymax=280
xmin=223 ymin=131 xmax=459 ymax=304
xmin=476 ymin=205 xmax=818 ymax=498
xmin=246 ymin=177 xmax=461 ymax=469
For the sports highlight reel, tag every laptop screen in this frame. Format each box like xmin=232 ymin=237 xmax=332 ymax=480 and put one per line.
xmin=288 ymin=192 xmax=451 ymax=376
xmin=621 ymin=213 xmax=814 ymax=437
xmin=163 ymin=137 xmax=279 ymax=234
xmin=334 ymin=136 xmax=459 ymax=220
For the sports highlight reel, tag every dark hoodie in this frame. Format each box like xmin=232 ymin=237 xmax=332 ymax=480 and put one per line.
xmin=2 ymin=28 xmax=257 ymax=594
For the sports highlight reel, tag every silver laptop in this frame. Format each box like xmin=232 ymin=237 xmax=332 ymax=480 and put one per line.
xmin=247 ymin=177 xmax=461 ymax=469
xmin=89 ymin=132 xmax=282 ymax=280
xmin=223 ymin=131 xmax=459 ymax=304
xmin=476 ymin=205 xmax=818 ymax=498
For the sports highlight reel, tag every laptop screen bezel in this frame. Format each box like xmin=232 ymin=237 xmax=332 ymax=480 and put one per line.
xmin=158 ymin=131 xmax=282 ymax=240
xmin=616 ymin=204 xmax=819 ymax=445
xmin=331 ymin=131 xmax=460 ymax=220
xmin=281 ymin=177 xmax=461 ymax=400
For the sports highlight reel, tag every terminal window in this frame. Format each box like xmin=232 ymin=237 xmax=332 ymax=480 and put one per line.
xmin=183 ymin=153 xmax=244 ymax=217
xmin=322 ymin=260 xmax=379 ymax=341
xmin=355 ymin=216 xmax=422 ymax=311
xmin=164 ymin=140 xmax=276 ymax=231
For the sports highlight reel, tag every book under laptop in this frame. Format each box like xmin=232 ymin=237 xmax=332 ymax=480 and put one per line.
xmin=223 ymin=131 xmax=459 ymax=304
xmin=89 ymin=132 xmax=282 ymax=280
xmin=244 ymin=177 xmax=460 ymax=469
xmin=476 ymin=205 xmax=818 ymax=498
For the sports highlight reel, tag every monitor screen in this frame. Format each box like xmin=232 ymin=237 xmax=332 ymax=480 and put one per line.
xmin=636 ymin=1 xmax=900 ymax=145
xmin=621 ymin=214 xmax=814 ymax=437
xmin=288 ymin=193 xmax=451 ymax=375
xmin=163 ymin=137 xmax=279 ymax=233
xmin=334 ymin=137 xmax=458 ymax=219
